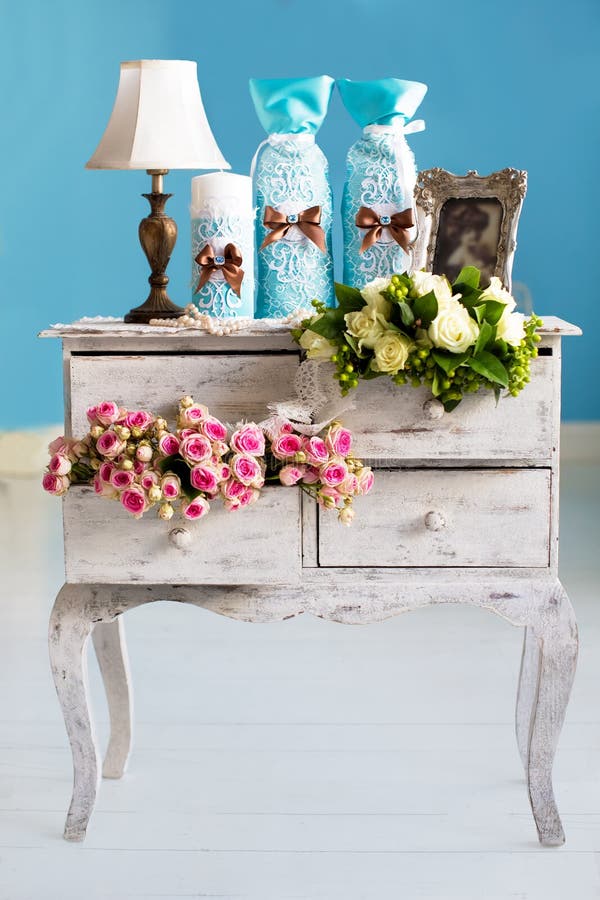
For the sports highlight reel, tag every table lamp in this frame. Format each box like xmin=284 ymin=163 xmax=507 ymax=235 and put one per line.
xmin=86 ymin=60 xmax=230 ymax=323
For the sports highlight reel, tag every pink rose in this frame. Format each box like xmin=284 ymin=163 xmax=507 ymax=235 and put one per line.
xmin=190 ymin=465 xmax=219 ymax=494
xmin=320 ymin=459 xmax=348 ymax=487
xmin=42 ymin=472 xmax=69 ymax=495
xmin=180 ymin=434 xmax=212 ymax=464
xmin=341 ymin=473 xmax=359 ymax=495
xmin=230 ymin=453 xmax=263 ymax=487
xmin=230 ymin=424 xmax=265 ymax=456
xmin=182 ymin=497 xmax=210 ymax=520
xmin=86 ymin=406 xmax=98 ymax=424
xmin=161 ymin=474 xmax=181 ymax=499
xmin=141 ymin=471 xmax=159 ymax=491
xmin=220 ymin=464 xmax=231 ymax=480
xmin=326 ymin=425 xmax=352 ymax=457
xmin=48 ymin=435 xmax=75 ymax=456
xmin=221 ymin=477 xmax=246 ymax=500
xmin=93 ymin=474 xmax=117 ymax=497
xmin=178 ymin=428 xmax=197 ymax=439
xmin=223 ymin=497 xmax=241 ymax=511
xmin=96 ymin=401 xmax=121 ymax=426
xmin=303 ymin=436 xmax=329 ymax=466
xmin=48 ymin=453 xmax=72 ymax=476
xmin=238 ymin=487 xmax=259 ymax=507
xmin=120 ymin=485 xmax=148 ymax=517
xmin=158 ymin=433 xmax=180 ymax=456
xmin=179 ymin=404 xmax=209 ymax=427
xmin=301 ymin=466 xmax=320 ymax=485
xmin=99 ymin=461 xmax=115 ymax=483
xmin=111 ymin=468 xmax=135 ymax=490
xmin=125 ymin=410 xmax=153 ymax=431
xmin=357 ymin=467 xmax=374 ymax=495
xmin=279 ymin=464 xmax=305 ymax=486
xmin=96 ymin=430 xmax=125 ymax=459
xmin=133 ymin=459 xmax=147 ymax=475
xmin=271 ymin=432 xmax=303 ymax=460
xmin=202 ymin=416 xmax=228 ymax=443
xmin=136 ymin=444 xmax=153 ymax=463
xmin=318 ymin=485 xmax=343 ymax=508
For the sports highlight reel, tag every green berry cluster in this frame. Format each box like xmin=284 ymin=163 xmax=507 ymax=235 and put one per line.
xmin=505 ymin=314 xmax=543 ymax=397
xmin=331 ymin=343 xmax=360 ymax=394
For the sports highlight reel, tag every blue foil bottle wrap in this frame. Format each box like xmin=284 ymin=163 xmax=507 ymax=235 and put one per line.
xmin=338 ymin=78 xmax=427 ymax=288
xmin=250 ymin=77 xmax=335 ymax=317
xmin=191 ymin=173 xmax=255 ymax=318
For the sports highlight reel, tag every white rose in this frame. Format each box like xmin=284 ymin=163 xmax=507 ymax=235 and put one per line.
xmin=371 ymin=332 xmax=413 ymax=374
xmin=496 ymin=310 xmax=526 ymax=347
xmin=344 ymin=307 xmax=387 ymax=350
xmin=428 ymin=299 xmax=479 ymax=353
xmin=360 ymin=277 xmax=392 ymax=317
xmin=410 ymin=271 xmax=453 ymax=306
xmin=479 ymin=276 xmax=516 ymax=312
xmin=299 ymin=328 xmax=335 ymax=360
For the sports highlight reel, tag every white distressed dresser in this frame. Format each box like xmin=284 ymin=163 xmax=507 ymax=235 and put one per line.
xmin=41 ymin=316 xmax=580 ymax=845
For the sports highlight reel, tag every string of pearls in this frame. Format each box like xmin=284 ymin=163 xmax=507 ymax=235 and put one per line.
xmin=149 ymin=304 xmax=312 ymax=336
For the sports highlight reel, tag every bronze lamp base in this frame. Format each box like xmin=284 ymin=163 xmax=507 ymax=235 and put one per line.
xmin=124 ymin=170 xmax=185 ymax=324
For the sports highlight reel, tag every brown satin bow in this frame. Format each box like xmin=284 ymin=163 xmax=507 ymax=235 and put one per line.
xmin=260 ymin=205 xmax=327 ymax=253
xmin=194 ymin=243 xmax=244 ymax=297
xmin=355 ymin=206 xmax=415 ymax=254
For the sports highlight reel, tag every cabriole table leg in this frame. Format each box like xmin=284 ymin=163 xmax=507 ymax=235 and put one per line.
xmin=48 ymin=584 xmax=102 ymax=841
xmin=92 ymin=617 xmax=134 ymax=779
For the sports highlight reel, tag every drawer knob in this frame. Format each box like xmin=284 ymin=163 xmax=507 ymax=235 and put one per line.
xmin=423 ymin=399 xmax=444 ymax=420
xmin=168 ymin=527 xmax=192 ymax=550
xmin=424 ymin=511 xmax=446 ymax=531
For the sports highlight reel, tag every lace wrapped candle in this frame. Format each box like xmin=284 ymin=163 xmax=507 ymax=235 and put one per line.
xmin=338 ymin=78 xmax=427 ymax=288
xmin=191 ymin=172 xmax=254 ymax=317
xmin=250 ymin=76 xmax=335 ymax=317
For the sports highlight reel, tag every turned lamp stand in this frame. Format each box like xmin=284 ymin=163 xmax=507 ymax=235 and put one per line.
xmin=124 ymin=169 xmax=184 ymax=324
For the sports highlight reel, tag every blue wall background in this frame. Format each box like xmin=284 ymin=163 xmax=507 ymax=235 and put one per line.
xmin=1 ymin=0 xmax=598 ymax=428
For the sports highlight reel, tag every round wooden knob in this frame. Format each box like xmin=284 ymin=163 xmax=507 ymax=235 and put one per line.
xmin=424 ymin=511 xmax=446 ymax=531
xmin=168 ymin=527 xmax=192 ymax=550
xmin=423 ymin=399 xmax=444 ymax=420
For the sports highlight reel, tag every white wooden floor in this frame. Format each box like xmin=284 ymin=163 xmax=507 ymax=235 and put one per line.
xmin=0 ymin=464 xmax=598 ymax=899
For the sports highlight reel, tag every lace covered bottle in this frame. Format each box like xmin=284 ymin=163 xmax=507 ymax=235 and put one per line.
xmin=250 ymin=77 xmax=335 ymax=317
xmin=191 ymin=173 xmax=255 ymax=317
xmin=338 ymin=78 xmax=427 ymax=288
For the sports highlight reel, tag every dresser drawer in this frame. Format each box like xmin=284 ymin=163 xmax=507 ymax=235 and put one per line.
xmin=318 ymin=469 xmax=551 ymax=568
xmin=63 ymin=485 xmax=301 ymax=585
xmin=68 ymin=353 xmax=298 ymax=437
xmin=343 ymin=356 xmax=554 ymax=464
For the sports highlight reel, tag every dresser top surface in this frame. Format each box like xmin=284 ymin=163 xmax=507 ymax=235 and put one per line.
xmin=39 ymin=315 xmax=582 ymax=348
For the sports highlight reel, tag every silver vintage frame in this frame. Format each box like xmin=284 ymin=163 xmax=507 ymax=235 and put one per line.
xmin=412 ymin=168 xmax=527 ymax=290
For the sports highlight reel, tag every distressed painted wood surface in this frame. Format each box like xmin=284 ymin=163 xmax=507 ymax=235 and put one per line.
xmin=91 ymin=618 xmax=133 ymax=779
xmin=68 ymin=353 xmax=298 ymax=438
xmin=49 ymin=577 xmax=578 ymax=846
xmin=63 ymin=485 xmax=302 ymax=585
xmin=344 ymin=354 xmax=555 ymax=464
xmin=318 ymin=469 xmax=551 ymax=568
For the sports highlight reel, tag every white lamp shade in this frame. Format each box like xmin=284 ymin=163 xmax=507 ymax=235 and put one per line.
xmin=86 ymin=60 xmax=230 ymax=171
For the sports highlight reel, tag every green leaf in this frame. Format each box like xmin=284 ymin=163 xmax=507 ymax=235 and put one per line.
xmin=334 ymin=282 xmax=365 ymax=313
xmin=431 ymin=369 xmax=442 ymax=397
xmin=454 ymin=266 xmax=480 ymax=289
xmin=343 ymin=332 xmax=368 ymax=359
xmin=412 ymin=290 xmax=438 ymax=327
xmin=306 ymin=308 xmax=345 ymax=340
xmin=481 ymin=299 xmax=506 ymax=326
xmin=361 ymin=368 xmax=385 ymax=380
xmin=396 ymin=301 xmax=415 ymax=327
xmin=454 ymin=285 xmax=482 ymax=309
xmin=492 ymin=338 xmax=508 ymax=357
xmin=443 ymin=397 xmax=463 ymax=412
xmin=431 ymin=351 xmax=469 ymax=375
xmin=474 ymin=321 xmax=494 ymax=356
xmin=467 ymin=351 xmax=509 ymax=387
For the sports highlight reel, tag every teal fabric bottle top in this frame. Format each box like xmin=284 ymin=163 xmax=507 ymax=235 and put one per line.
xmin=249 ymin=76 xmax=335 ymax=135
xmin=337 ymin=77 xmax=427 ymax=127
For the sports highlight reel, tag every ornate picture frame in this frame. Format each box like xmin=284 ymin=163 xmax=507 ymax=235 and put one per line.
xmin=412 ymin=168 xmax=527 ymax=290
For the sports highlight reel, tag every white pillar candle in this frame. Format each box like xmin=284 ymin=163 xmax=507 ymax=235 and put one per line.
xmin=191 ymin=172 xmax=255 ymax=317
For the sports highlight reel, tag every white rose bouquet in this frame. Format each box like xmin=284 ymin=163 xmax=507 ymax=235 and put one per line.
xmin=291 ymin=267 xmax=542 ymax=412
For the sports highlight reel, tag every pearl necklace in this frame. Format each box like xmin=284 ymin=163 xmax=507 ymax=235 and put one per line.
xmin=149 ymin=304 xmax=312 ymax=336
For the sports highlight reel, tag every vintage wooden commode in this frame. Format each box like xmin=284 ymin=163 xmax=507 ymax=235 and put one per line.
xmin=41 ymin=316 xmax=580 ymax=844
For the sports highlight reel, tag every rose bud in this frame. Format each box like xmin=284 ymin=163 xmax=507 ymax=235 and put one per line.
xmin=147 ymin=484 xmax=162 ymax=503
xmin=338 ymin=505 xmax=355 ymax=527
xmin=90 ymin=425 xmax=105 ymax=439
xmin=180 ymin=395 xmax=194 ymax=408
xmin=136 ymin=443 xmax=153 ymax=463
xmin=158 ymin=502 xmax=174 ymax=521
xmin=121 ymin=458 xmax=134 ymax=471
